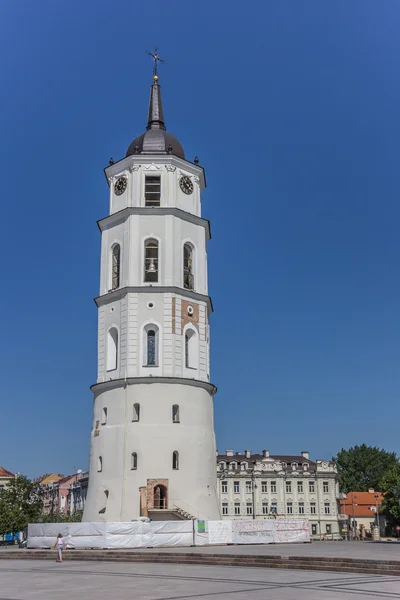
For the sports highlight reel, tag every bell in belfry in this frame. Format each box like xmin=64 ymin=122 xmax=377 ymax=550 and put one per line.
xmin=146 ymin=258 xmax=157 ymax=273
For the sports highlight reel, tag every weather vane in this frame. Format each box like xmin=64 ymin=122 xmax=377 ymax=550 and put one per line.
xmin=146 ymin=45 xmax=165 ymax=81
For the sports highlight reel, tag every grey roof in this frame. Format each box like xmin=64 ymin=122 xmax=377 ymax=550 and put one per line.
xmin=217 ymin=453 xmax=316 ymax=466
xmin=126 ymin=79 xmax=185 ymax=160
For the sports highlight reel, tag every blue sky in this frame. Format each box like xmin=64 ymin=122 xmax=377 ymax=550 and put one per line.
xmin=1 ymin=0 xmax=399 ymax=478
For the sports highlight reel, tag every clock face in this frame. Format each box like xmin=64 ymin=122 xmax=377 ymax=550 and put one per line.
xmin=179 ymin=176 xmax=194 ymax=195
xmin=114 ymin=176 xmax=127 ymax=196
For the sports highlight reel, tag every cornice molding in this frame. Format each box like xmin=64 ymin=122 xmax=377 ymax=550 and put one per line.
xmin=91 ymin=376 xmax=216 ymax=396
xmin=95 ymin=286 xmax=213 ymax=314
xmin=97 ymin=207 xmax=211 ymax=240
xmin=103 ymin=154 xmax=206 ymax=189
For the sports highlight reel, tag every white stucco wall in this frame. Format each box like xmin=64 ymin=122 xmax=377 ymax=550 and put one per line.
xmin=83 ymin=381 xmax=220 ymax=522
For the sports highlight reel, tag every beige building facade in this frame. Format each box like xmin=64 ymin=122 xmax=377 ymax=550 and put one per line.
xmin=217 ymin=450 xmax=340 ymax=537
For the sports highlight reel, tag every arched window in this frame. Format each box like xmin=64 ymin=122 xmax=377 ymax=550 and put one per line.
xmin=133 ymin=403 xmax=140 ymax=422
xmin=107 ymin=328 xmax=118 ymax=371
xmin=147 ymin=329 xmax=156 ymax=365
xmin=183 ymin=243 xmax=194 ymax=290
xmin=97 ymin=456 xmax=103 ymax=472
xmin=144 ymin=324 xmax=159 ymax=367
xmin=101 ymin=407 xmax=107 ymax=425
xmin=172 ymin=404 xmax=180 ymax=423
xmin=144 ymin=239 xmax=159 ymax=283
xmin=172 ymin=451 xmax=179 ymax=470
xmin=111 ymin=244 xmax=120 ymax=290
xmin=184 ymin=328 xmax=198 ymax=369
xmin=131 ymin=452 xmax=137 ymax=470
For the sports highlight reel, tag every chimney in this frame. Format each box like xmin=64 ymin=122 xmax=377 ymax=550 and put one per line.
xmin=245 ymin=449 xmax=251 ymax=458
xmin=262 ymin=450 xmax=270 ymax=458
xmin=226 ymin=450 xmax=233 ymax=457
xmin=301 ymin=451 xmax=309 ymax=460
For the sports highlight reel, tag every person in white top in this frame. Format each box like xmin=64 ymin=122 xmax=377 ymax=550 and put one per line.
xmin=53 ymin=533 xmax=66 ymax=563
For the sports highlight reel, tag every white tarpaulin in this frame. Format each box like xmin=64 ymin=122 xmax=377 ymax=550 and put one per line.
xmin=28 ymin=520 xmax=194 ymax=549
xmin=28 ymin=518 xmax=309 ymax=549
xmin=194 ymin=518 xmax=310 ymax=546
xmin=232 ymin=519 xmax=275 ymax=544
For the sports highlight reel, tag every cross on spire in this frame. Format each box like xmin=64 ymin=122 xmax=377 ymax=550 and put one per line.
xmin=146 ymin=46 xmax=165 ymax=82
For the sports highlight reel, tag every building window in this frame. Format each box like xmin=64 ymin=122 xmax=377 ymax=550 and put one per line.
xmin=183 ymin=243 xmax=194 ymax=290
xmin=144 ymin=238 xmax=159 ymax=282
xmin=97 ymin=456 xmax=102 ymax=472
xmin=286 ymin=481 xmax=292 ymax=493
xmin=106 ymin=328 xmax=118 ymax=371
xmin=297 ymin=481 xmax=303 ymax=493
xmin=111 ymin=244 xmax=120 ymax=290
xmin=324 ymin=502 xmax=330 ymax=515
xmin=222 ymin=503 xmax=228 ymax=515
xmin=147 ymin=330 xmax=156 ymax=365
xmin=246 ymin=503 xmax=253 ymax=515
xmin=221 ymin=481 xmax=228 ymax=493
xmin=172 ymin=451 xmax=179 ymax=470
xmin=262 ymin=502 xmax=268 ymax=515
xmin=309 ymin=481 xmax=315 ymax=493
xmin=261 ymin=481 xmax=268 ymax=493
xmin=271 ymin=503 xmax=277 ymax=515
xmin=234 ymin=503 xmax=241 ymax=515
xmin=233 ymin=481 xmax=240 ymax=493
xmin=143 ymin=324 xmax=160 ymax=367
xmin=184 ymin=328 xmax=198 ymax=369
xmin=287 ymin=502 xmax=293 ymax=514
xmin=145 ymin=175 xmax=161 ymax=207
xmin=172 ymin=404 xmax=180 ymax=423
xmin=310 ymin=502 xmax=316 ymax=514
xmin=133 ymin=403 xmax=140 ymax=422
xmin=131 ymin=452 xmax=137 ymax=470
xmin=326 ymin=524 xmax=332 ymax=534
xmin=323 ymin=481 xmax=329 ymax=493
xmin=298 ymin=502 xmax=305 ymax=514
xmin=271 ymin=481 xmax=277 ymax=493
xmin=101 ymin=407 xmax=107 ymax=425
xmin=246 ymin=481 xmax=252 ymax=493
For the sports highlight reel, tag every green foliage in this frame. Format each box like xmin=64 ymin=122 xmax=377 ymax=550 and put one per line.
xmin=0 ymin=475 xmax=43 ymax=536
xmin=41 ymin=510 xmax=83 ymax=523
xmin=380 ymin=464 xmax=400 ymax=534
xmin=333 ymin=445 xmax=398 ymax=493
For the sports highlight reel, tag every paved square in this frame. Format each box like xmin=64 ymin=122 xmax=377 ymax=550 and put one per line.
xmin=1 ymin=559 xmax=400 ymax=599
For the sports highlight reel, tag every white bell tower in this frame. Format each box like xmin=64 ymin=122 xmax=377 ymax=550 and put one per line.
xmin=83 ymin=66 xmax=220 ymax=522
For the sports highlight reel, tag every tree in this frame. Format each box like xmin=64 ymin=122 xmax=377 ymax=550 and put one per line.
xmin=380 ymin=464 xmax=400 ymax=534
xmin=333 ymin=445 xmax=398 ymax=493
xmin=0 ymin=475 xmax=43 ymax=537
xmin=41 ymin=510 xmax=83 ymax=523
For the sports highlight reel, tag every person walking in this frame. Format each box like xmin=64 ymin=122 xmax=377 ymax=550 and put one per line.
xmin=53 ymin=533 xmax=66 ymax=563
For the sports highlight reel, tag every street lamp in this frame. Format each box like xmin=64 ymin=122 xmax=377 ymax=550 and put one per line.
xmin=374 ymin=493 xmax=380 ymax=540
xmin=351 ymin=494 xmax=358 ymax=540
xmin=251 ymin=463 xmax=258 ymax=520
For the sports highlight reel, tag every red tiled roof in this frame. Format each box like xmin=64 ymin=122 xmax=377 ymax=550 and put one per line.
xmin=341 ymin=491 xmax=383 ymax=505
xmin=340 ymin=491 xmax=383 ymax=518
xmin=0 ymin=467 xmax=15 ymax=478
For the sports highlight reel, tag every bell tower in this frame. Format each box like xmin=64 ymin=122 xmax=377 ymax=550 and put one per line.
xmin=83 ymin=60 xmax=220 ymax=522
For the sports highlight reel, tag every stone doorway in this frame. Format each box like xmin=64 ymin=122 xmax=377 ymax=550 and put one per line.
xmin=147 ymin=479 xmax=168 ymax=510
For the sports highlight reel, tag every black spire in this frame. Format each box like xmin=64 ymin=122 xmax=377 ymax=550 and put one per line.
xmin=147 ymin=79 xmax=165 ymax=131
xmin=126 ymin=48 xmax=185 ymax=159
